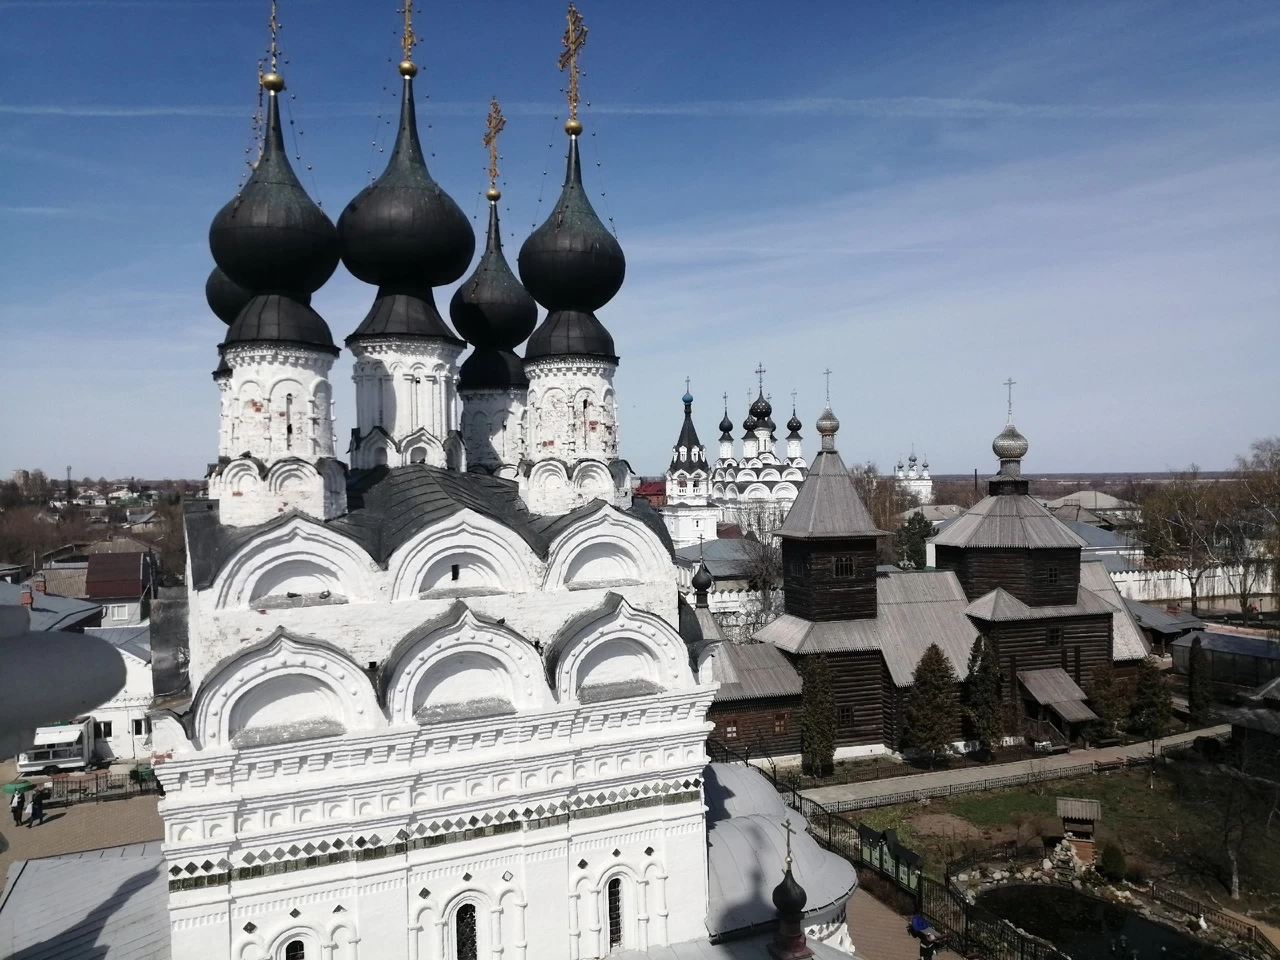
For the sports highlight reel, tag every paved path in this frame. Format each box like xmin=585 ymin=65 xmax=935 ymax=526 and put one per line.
xmin=846 ymin=888 xmax=960 ymax=960
xmin=804 ymin=725 xmax=1230 ymax=808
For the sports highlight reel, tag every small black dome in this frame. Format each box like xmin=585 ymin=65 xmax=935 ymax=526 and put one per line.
xmin=338 ymin=77 xmax=475 ymax=289
xmin=346 ymin=285 xmax=460 ymax=345
xmin=209 ymin=90 xmax=339 ymax=297
xmin=524 ymin=309 xmax=616 ymax=362
xmin=459 ymin=347 xmax=529 ymax=391
xmin=692 ymin=560 xmax=713 ymax=593
xmin=222 ymin=294 xmax=337 ymax=354
xmin=749 ymin=391 xmax=772 ymax=420
xmin=451 ymin=202 xmax=537 ymax=351
xmin=742 ymin=415 xmax=757 ymax=433
xmin=205 ymin=267 xmax=253 ymax=325
xmin=719 ymin=412 xmax=734 ymax=434
xmin=787 ymin=412 xmax=802 ymax=433
xmin=518 ymin=135 xmax=625 ymax=313
xmin=772 ymin=866 xmax=807 ymax=916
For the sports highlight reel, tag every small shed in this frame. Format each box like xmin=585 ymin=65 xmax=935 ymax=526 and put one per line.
xmin=1171 ymin=631 xmax=1280 ymax=688
xmin=1057 ymin=797 xmax=1101 ymax=862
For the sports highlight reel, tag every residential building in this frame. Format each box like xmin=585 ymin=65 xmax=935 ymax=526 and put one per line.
xmin=86 ymin=552 xmax=154 ymax=626
xmin=84 ymin=624 xmax=155 ymax=761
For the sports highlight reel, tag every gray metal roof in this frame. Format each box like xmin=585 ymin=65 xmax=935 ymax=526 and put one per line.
xmin=33 ymin=566 xmax=89 ymax=599
xmin=1123 ymin=598 xmax=1204 ymax=635
xmin=1079 ymin=562 xmax=1150 ymax=662
xmin=1019 ymin=667 xmax=1088 ymax=705
xmin=675 ymin=538 xmax=762 ymax=580
xmin=1171 ymin=630 xmax=1280 ymax=661
xmin=1044 ymin=491 xmax=1137 ymax=511
xmin=0 ymin=582 xmax=101 ymax=632
xmin=703 ymin=762 xmax=792 ymax=824
xmin=964 ymin=586 xmax=1113 ymax=622
xmin=1057 ymin=797 xmax=1102 ymax=821
xmin=0 ymin=841 xmax=169 ymax=960
xmin=86 ymin=624 xmax=152 ymax=665
xmin=615 ymin=933 xmax=858 ymax=960
xmin=1059 ymin=520 xmax=1139 ymax=550
xmin=756 ymin=572 xmax=977 ymax=685
xmin=931 ymin=494 xmax=1086 ymax=549
xmin=777 ymin=450 xmax=885 ymax=540
xmin=710 ymin=642 xmax=802 ymax=702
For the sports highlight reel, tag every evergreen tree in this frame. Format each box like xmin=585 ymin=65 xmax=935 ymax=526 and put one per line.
xmin=1085 ymin=660 xmax=1129 ymax=735
xmin=799 ymin=654 xmax=836 ymax=777
xmin=1187 ymin=635 xmax=1213 ymax=725
xmin=963 ymin=636 xmax=1004 ymax=754
xmin=894 ymin=512 xmax=934 ymax=570
xmin=1130 ymin=657 xmax=1174 ymax=741
xmin=903 ymin=644 xmax=959 ymax=766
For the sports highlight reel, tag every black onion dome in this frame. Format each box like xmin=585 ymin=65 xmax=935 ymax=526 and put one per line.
xmin=222 ymin=294 xmax=338 ymax=355
xmin=742 ymin=414 xmax=757 ymax=434
xmin=205 ymin=267 xmax=253 ymax=325
xmin=749 ymin=390 xmax=772 ymax=420
xmin=339 ymin=76 xmax=474 ymax=288
xmin=451 ymin=202 xmax=537 ymax=351
xmin=691 ymin=560 xmax=713 ymax=593
xmin=787 ymin=411 xmax=803 ymax=433
xmin=719 ymin=410 xmax=734 ymax=434
xmin=459 ymin=348 xmax=529 ymax=391
xmin=518 ymin=135 xmax=625 ymax=312
xmin=772 ymin=866 xmax=808 ymax=916
xmin=524 ymin=310 xmax=615 ymax=361
xmin=209 ymin=90 xmax=339 ymax=297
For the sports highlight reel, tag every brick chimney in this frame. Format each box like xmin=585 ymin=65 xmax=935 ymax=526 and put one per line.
xmin=32 ymin=574 xmax=47 ymax=594
xmin=20 ymin=585 xmax=34 ymax=608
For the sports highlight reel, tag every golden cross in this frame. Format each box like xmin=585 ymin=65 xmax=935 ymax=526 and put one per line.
xmin=484 ymin=97 xmax=506 ymax=190
xmin=558 ymin=2 xmax=588 ymax=121
xmin=400 ymin=2 xmax=416 ymax=63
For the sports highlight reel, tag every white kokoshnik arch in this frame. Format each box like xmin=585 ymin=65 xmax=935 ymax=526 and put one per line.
xmin=190 ymin=627 xmax=381 ymax=751
xmin=382 ymin=605 xmax=552 ymax=726
xmin=386 ymin=509 xmax=540 ymax=601
xmin=546 ymin=596 xmax=692 ymax=704
xmin=210 ymin=514 xmax=379 ymax=609
xmin=542 ymin=506 xmax=674 ymax=592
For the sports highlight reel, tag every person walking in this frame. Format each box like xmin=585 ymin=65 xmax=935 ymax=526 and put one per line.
xmin=9 ymin=789 xmax=25 ymax=826
xmin=27 ymin=791 xmax=44 ymax=828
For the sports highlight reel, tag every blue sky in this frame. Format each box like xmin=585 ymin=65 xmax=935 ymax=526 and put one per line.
xmin=1 ymin=1 xmax=1277 ymax=481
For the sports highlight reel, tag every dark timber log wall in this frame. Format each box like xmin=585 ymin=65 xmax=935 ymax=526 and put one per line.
xmin=981 ymin=613 xmax=1113 ymax=701
xmin=782 ymin=538 xmax=878 ymax=622
xmin=708 ymin=698 xmax=801 ymax=757
xmin=934 ymin=546 xmax=1082 ymax=606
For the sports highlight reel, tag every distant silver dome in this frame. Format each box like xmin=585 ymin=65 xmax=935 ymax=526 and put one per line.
xmin=816 ymin=406 xmax=840 ymax=437
xmin=993 ymin=422 xmax=1029 ymax=460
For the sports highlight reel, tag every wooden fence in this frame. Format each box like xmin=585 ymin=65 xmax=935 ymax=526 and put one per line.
xmin=1151 ymin=883 xmax=1280 ymax=960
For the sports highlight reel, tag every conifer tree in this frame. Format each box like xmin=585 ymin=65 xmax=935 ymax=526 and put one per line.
xmin=1187 ymin=635 xmax=1213 ymax=726
xmin=903 ymin=643 xmax=959 ymax=766
xmin=894 ymin=512 xmax=934 ymax=570
xmin=963 ymin=636 xmax=1004 ymax=755
xmin=799 ymin=654 xmax=836 ymax=777
xmin=1085 ymin=660 xmax=1129 ymax=736
xmin=1130 ymin=656 xmax=1173 ymax=741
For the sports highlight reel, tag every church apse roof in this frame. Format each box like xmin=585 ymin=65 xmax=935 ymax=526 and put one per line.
xmin=931 ymin=493 xmax=1086 ymax=549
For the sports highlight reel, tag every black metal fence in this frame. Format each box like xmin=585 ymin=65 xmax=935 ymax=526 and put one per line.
xmin=39 ymin=770 xmax=163 ymax=807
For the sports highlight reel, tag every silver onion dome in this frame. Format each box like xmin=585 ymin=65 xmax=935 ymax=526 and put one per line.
xmin=992 ymin=422 xmax=1029 ymax=461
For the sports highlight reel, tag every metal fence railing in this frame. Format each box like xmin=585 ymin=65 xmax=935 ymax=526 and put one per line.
xmin=39 ymin=770 xmax=163 ymax=807
xmin=1151 ymin=883 xmax=1280 ymax=960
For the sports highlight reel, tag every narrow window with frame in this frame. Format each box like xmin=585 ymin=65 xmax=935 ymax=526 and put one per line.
xmin=455 ymin=903 xmax=478 ymax=960
xmin=1046 ymin=627 xmax=1063 ymax=647
xmin=607 ymin=877 xmax=624 ymax=948
xmin=774 ymin=713 xmax=788 ymax=735
xmin=838 ymin=706 xmax=854 ymax=728
xmin=834 ymin=556 xmax=856 ymax=578
xmin=1046 ymin=565 xmax=1060 ymax=586
xmin=725 ymin=722 xmax=738 ymax=740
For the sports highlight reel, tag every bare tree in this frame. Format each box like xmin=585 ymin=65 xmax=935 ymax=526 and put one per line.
xmin=737 ymin=534 xmax=783 ymax=637
xmin=1235 ymin=437 xmax=1280 ymax=607
xmin=1140 ymin=467 xmax=1232 ymax=616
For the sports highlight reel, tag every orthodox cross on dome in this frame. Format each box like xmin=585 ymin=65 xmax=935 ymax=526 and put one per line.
xmin=755 ymin=362 xmax=766 ymax=392
xmin=400 ymin=1 xmax=416 ymax=63
xmin=484 ymin=97 xmax=506 ymax=190
xmin=685 ymin=376 xmax=691 ymax=394
xmin=822 ymin=368 xmax=832 ymax=404
xmin=558 ymin=2 xmax=588 ymax=122
xmin=781 ymin=817 xmax=795 ymax=867
xmin=722 ymin=391 xmax=728 ymax=413
xmin=265 ymin=0 xmax=280 ymax=77
xmin=791 ymin=389 xmax=797 ymax=409
xmin=1004 ymin=376 xmax=1017 ymax=424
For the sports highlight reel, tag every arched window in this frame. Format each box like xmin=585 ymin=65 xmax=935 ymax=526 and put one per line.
xmin=455 ymin=903 xmax=478 ymax=960
xmin=607 ymin=877 xmax=623 ymax=949
xmin=284 ymin=941 xmax=305 ymax=960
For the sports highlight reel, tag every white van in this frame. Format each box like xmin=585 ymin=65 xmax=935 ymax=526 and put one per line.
xmin=16 ymin=717 xmax=96 ymax=775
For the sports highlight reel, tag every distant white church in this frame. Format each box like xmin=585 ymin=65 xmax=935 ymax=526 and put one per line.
xmin=894 ymin=451 xmax=933 ymax=504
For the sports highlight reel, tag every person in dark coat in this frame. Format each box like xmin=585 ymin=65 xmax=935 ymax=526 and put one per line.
xmin=9 ymin=789 xmax=25 ymax=826
xmin=27 ymin=791 xmax=44 ymax=827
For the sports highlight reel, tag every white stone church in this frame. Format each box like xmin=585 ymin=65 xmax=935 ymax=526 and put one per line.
xmin=0 ymin=17 xmax=867 ymax=960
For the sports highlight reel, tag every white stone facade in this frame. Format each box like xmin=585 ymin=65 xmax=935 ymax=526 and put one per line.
xmin=349 ymin=339 xmax=466 ymax=470
xmin=209 ymin=344 xmax=346 ymax=528
xmin=460 ymin=388 xmax=527 ymax=478
xmin=156 ymin=501 xmax=713 ymax=960
xmin=894 ymin=454 xmax=933 ymax=504
xmin=521 ymin=358 xmax=630 ymax=515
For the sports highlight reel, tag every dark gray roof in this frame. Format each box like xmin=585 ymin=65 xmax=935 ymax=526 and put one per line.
xmin=778 ymin=449 xmax=884 ymax=540
xmin=1019 ymin=667 xmax=1088 ymax=706
xmin=675 ymin=538 xmax=761 ymax=580
xmin=1079 ymin=562 xmax=1151 ymax=662
xmin=710 ymin=642 xmax=802 ymax=702
xmin=931 ymin=494 xmax=1086 ymax=549
xmin=1123 ymin=598 xmax=1204 ymax=635
xmin=1059 ymin=519 xmax=1139 ymax=550
xmin=964 ymin=586 xmax=1113 ymax=622
xmin=1218 ymin=704 xmax=1280 ymax=736
xmin=670 ymin=395 xmax=709 ymax=472
xmin=0 ymin=841 xmax=169 ymax=960
xmin=186 ymin=466 xmax=669 ymax=590
xmin=0 ymin=582 xmax=100 ymax=631
xmin=756 ymin=571 xmax=976 ymax=685
xmin=1171 ymin=630 xmax=1280 ymax=661
xmin=86 ymin=624 xmax=152 ymax=665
